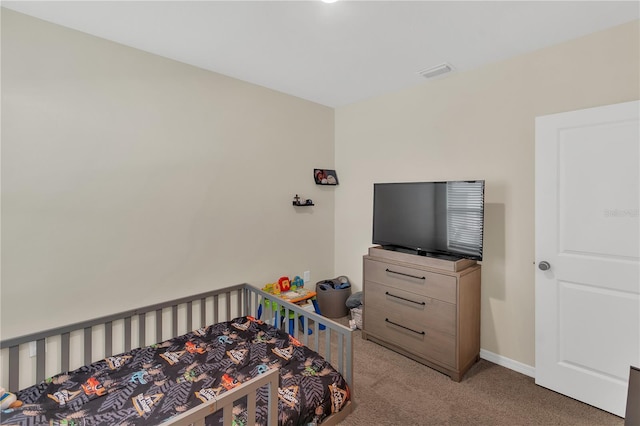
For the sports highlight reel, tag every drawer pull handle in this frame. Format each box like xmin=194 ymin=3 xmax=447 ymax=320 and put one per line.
xmin=385 ymin=318 xmax=426 ymax=335
xmin=385 ymin=268 xmax=425 ymax=280
xmin=385 ymin=291 xmax=426 ymax=306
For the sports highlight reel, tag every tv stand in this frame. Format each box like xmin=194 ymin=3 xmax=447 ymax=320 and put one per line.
xmin=371 ymin=245 xmax=476 ymax=272
xmin=381 ymin=245 xmax=462 ymax=261
xmin=362 ymin=246 xmax=481 ymax=381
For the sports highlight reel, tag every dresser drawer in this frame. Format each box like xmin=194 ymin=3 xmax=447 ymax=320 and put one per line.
xmin=364 ymin=281 xmax=456 ymax=336
xmin=364 ymin=258 xmax=457 ymax=303
xmin=365 ymin=310 xmax=456 ymax=367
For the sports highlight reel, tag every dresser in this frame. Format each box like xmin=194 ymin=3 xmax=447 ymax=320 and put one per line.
xmin=362 ymin=246 xmax=481 ymax=381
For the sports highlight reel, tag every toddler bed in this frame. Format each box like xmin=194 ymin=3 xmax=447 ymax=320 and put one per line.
xmin=0 ymin=283 xmax=353 ymax=425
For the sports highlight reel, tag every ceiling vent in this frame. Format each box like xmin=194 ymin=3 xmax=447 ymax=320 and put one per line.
xmin=418 ymin=63 xmax=454 ymax=79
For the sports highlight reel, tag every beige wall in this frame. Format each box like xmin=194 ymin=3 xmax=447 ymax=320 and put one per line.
xmin=1 ymin=9 xmax=336 ymax=339
xmin=334 ymin=20 xmax=640 ymax=367
xmin=2 ymin=7 xmax=639 ymax=371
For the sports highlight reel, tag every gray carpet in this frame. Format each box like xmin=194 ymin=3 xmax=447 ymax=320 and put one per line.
xmin=333 ymin=322 xmax=622 ymax=426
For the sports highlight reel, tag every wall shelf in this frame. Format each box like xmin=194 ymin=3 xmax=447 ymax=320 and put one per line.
xmin=292 ymin=194 xmax=313 ymax=207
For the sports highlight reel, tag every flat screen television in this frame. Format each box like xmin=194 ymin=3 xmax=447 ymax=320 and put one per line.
xmin=372 ymin=180 xmax=485 ymax=261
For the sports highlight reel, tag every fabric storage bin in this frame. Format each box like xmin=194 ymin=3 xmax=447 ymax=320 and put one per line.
xmin=316 ymin=282 xmax=351 ymax=318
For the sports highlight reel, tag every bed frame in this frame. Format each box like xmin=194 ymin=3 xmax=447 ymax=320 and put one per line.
xmin=0 ymin=283 xmax=354 ymax=425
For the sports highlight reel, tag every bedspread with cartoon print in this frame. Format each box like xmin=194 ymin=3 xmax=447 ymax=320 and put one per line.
xmin=0 ymin=316 xmax=350 ymax=425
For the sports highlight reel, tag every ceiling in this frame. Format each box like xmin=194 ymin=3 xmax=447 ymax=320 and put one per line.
xmin=3 ymin=1 xmax=639 ymax=107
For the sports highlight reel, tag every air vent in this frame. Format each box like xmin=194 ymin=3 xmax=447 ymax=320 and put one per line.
xmin=418 ymin=63 xmax=454 ymax=79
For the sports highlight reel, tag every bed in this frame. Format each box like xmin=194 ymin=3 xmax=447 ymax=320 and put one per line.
xmin=0 ymin=283 xmax=353 ymax=425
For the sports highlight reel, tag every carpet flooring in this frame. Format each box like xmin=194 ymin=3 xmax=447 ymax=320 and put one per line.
xmin=333 ymin=323 xmax=623 ymax=426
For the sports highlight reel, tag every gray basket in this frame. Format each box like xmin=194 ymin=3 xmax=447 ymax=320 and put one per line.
xmin=315 ymin=282 xmax=351 ymax=318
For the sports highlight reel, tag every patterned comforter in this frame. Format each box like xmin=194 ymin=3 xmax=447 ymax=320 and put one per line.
xmin=0 ymin=316 xmax=350 ymax=425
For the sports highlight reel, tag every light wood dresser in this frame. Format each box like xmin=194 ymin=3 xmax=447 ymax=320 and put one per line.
xmin=362 ymin=246 xmax=481 ymax=381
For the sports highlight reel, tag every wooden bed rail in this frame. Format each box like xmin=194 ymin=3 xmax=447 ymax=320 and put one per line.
xmin=0 ymin=283 xmax=353 ymax=392
xmin=242 ymin=285 xmax=354 ymax=387
xmin=0 ymin=283 xmax=354 ymax=426
xmin=1 ymin=284 xmax=247 ymax=391
xmin=165 ymin=367 xmax=280 ymax=426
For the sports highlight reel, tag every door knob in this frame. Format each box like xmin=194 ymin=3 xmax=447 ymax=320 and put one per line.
xmin=538 ymin=261 xmax=551 ymax=271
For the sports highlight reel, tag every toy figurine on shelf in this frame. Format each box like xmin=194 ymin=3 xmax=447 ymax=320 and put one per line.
xmin=278 ymin=276 xmax=291 ymax=292
xmin=292 ymin=194 xmax=314 ymax=207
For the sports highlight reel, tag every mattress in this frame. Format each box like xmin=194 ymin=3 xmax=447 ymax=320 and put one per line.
xmin=1 ymin=316 xmax=350 ymax=425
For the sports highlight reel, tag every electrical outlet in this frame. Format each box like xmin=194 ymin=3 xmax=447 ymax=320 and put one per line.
xmin=303 ymin=271 xmax=310 ymax=283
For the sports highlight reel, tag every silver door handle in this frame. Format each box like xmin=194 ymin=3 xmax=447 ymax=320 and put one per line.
xmin=538 ymin=261 xmax=551 ymax=271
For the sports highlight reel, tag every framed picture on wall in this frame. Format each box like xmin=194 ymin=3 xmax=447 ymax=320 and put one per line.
xmin=314 ymin=169 xmax=339 ymax=185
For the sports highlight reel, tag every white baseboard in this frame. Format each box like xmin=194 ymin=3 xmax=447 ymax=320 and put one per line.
xmin=480 ymin=349 xmax=535 ymax=378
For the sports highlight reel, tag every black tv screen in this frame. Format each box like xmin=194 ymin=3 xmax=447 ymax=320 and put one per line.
xmin=372 ymin=180 xmax=485 ymax=261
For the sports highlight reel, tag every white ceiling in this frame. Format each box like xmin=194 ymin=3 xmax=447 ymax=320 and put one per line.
xmin=3 ymin=1 xmax=639 ymax=107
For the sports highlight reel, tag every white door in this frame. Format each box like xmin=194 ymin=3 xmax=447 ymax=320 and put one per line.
xmin=535 ymin=100 xmax=640 ymax=417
